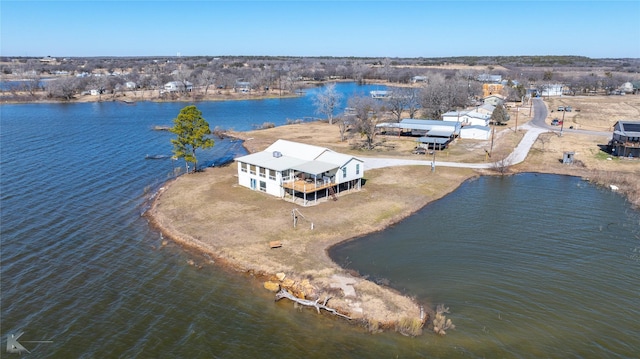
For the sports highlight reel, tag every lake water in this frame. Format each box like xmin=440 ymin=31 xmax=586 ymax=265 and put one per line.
xmin=1 ymin=83 xmax=639 ymax=358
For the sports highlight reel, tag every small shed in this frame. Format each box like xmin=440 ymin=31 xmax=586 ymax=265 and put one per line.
xmin=562 ymin=151 xmax=575 ymax=164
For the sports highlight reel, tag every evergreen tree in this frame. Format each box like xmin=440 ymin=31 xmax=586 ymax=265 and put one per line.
xmin=491 ymin=104 xmax=510 ymax=125
xmin=170 ymin=105 xmax=214 ymax=172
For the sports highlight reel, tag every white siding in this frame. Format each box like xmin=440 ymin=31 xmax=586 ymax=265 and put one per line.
xmin=460 ymin=126 xmax=491 ymax=140
xmin=237 ymin=161 xmax=283 ymax=197
xmin=337 ymin=159 xmax=364 ymax=184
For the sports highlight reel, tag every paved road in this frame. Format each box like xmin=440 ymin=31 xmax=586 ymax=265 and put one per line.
xmin=362 ymin=98 xmax=612 ymax=171
xmin=531 ymin=98 xmax=610 ymax=137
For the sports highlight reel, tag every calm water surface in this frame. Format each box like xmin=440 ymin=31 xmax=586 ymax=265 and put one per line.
xmin=1 ymin=83 xmax=639 ymax=358
xmin=331 ymin=174 xmax=640 ymax=358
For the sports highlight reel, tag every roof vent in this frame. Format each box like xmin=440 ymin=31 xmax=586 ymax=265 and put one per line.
xmin=273 ymin=151 xmax=282 ymax=158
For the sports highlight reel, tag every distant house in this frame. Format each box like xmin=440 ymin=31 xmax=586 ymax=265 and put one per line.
xmin=234 ymin=140 xmax=364 ymax=206
xmin=477 ymin=74 xmax=502 ymax=83
xmin=235 ymin=81 xmax=251 ymax=93
xmin=482 ymin=83 xmax=504 ymax=97
xmin=483 ymin=94 xmax=506 ymax=107
xmin=475 ymin=103 xmax=496 ymax=115
xmin=442 ymin=110 xmax=491 ymax=127
xmin=125 ymin=81 xmax=137 ymax=89
xmin=540 ymin=84 xmax=564 ymax=97
xmin=40 ymin=56 xmax=56 ymax=63
xmin=609 ymin=121 xmax=640 ymax=158
xmin=411 ymin=76 xmax=427 ymax=83
xmin=164 ymin=81 xmax=192 ymax=92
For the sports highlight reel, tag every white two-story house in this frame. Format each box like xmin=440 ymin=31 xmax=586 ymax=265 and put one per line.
xmin=235 ymin=140 xmax=364 ymax=206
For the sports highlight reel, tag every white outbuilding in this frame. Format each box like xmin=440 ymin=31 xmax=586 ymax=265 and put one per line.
xmin=442 ymin=110 xmax=491 ymax=127
xmin=460 ymin=125 xmax=491 ymax=140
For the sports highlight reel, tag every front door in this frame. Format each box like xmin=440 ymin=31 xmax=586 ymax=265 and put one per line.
xmin=250 ymin=178 xmax=257 ymax=190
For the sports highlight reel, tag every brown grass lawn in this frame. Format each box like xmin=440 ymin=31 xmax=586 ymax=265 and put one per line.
xmin=544 ymin=95 xmax=640 ymax=132
xmin=148 ymin=94 xmax=640 ymax=335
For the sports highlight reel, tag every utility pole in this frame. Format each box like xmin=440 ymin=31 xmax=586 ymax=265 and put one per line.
xmin=560 ymin=108 xmax=566 ymax=136
xmin=431 ymin=138 xmax=436 ymax=172
xmin=490 ymin=122 xmax=496 ymax=157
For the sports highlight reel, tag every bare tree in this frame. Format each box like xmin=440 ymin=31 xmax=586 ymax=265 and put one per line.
xmin=537 ymin=133 xmax=552 ymax=151
xmin=198 ymin=70 xmax=216 ymax=95
xmin=335 ymin=116 xmax=350 ymax=142
xmin=381 ymin=57 xmax=392 ymax=82
xmin=89 ymin=75 xmax=110 ymax=101
xmin=46 ymin=77 xmax=78 ymax=100
xmin=386 ymin=87 xmax=420 ymax=122
xmin=348 ymin=94 xmax=381 ymax=149
xmin=406 ymin=88 xmax=421 ymax=119
xmin=217 ymin=71 xmax=237 ymax=90
xmin=313 ymin=83 xmax=342 ymax=125
xmin=491 ymin=150 xmax=511 ymax=176
xmin=351 ymin=61 xmax=369 ymax=84
xmin=386 ymin=87 xmax=408 ymax=122
xmin=419 ymin=74 xmax=469 ymax=119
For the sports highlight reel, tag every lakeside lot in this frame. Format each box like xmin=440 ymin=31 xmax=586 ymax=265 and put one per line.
xmin=148 ymin=94 xmax=639 ymax=335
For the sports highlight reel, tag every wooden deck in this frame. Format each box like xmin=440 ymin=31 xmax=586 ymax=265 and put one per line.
xmin=282 ymin=179 xmax=334 ymax=193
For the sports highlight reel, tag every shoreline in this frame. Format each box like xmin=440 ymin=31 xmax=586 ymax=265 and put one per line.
xmin=0 ymin=89 xmax=304 ymax=105
xmin=0 ymin=78 xmax=360 ymax=105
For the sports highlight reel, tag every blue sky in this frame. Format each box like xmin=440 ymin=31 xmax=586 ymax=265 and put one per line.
xmin=1 ymin=1 xmax=639 ymax=58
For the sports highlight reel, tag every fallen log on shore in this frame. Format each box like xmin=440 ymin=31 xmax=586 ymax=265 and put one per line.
xmin=275 ymin=289 xmax=351 ymax=320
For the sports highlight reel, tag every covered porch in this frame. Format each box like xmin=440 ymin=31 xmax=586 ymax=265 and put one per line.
xmin=282 ymin=177 xmax=361 ymax=207
xmin=281 ymin=163 xmax=361 ymax=206
xmin=281 ymin=160 xmax=340 ymax=206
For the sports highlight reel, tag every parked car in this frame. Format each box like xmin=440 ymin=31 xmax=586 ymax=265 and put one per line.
xmin=413 ymin=147 xmax=427 ymax=155
xmin=565 ymin=106 xmax=572 ymax=112
xmin=551 ymin=118 xmax=563 ymax=126
xmin=557 ymin=106 xmax=565 ymax=111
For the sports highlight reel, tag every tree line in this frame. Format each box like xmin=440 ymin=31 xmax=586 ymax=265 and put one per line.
xmin=2 ymin=56 xmax=639 ymax=102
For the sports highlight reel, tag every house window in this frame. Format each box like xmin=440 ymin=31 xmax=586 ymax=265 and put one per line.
xmin=269 ymin=169 xmax=276 ymax=181
xmin=240 ymin=162 xmax=247 ymax=172
xmin=259 ymin=181 xmax=266 ymax=192
xmin=249 ymin=165 xmax=256 ymax=175
xmin=259 ymin=167 xmax=266 ymax=178
xmin=356 ymin=164 xmax=360 ymax=175
xmin=342 ymin=167 xmax=347 ymax=178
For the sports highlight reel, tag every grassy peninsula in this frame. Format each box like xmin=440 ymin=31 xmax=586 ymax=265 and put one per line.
xmin=147 ymin=94 xmax=639 ymax=336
